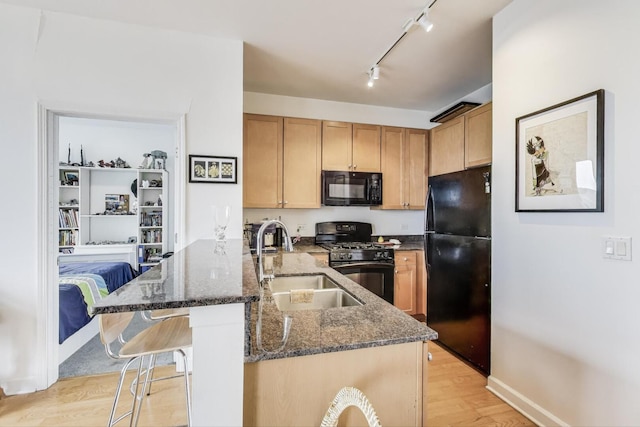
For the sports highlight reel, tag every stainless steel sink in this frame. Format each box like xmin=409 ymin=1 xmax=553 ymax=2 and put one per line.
xmin=272 ymin=288 xmax=363 ymax=311
xmin=268 ymin=274 xmax=339 ymax=293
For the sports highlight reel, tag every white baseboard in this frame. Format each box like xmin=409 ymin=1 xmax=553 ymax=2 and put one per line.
xmin=1 ymin=376 xmax=39 ymax=396
xmin=487 ymin=375 xmax=568 ymax=427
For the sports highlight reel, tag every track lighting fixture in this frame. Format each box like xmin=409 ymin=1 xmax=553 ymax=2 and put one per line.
xmin=364 ymin=1 xmax=437 ymax=88
xmin=417 ymin=10 xmax=434 ymax=32
xmin=367 ymin=65 xmax=380 ymax=88
xmin=372 ymin=65 xmax=380 ymax=80
xmin=367 ymin=73 xmax=374 ymax=88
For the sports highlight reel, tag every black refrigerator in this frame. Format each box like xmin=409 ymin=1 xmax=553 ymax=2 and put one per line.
xmin=424 ymin=165 xmax=491 ymax=375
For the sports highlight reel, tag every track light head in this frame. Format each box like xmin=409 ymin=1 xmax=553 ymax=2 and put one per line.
xmin=372 ymin=65 xmax=380 ymax=80
xmin=417 ymin=11 xmax=433 ymax=32
xmin=367 ymin=65 xmax=379 ymax=88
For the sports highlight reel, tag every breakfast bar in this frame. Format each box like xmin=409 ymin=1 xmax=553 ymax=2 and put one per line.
xmin=92 ymin=238 xmax=437 ymax=426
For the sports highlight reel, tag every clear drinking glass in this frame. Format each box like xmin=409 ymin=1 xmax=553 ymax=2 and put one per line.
xmin=213 ymin=205 xmax=231 ymax=242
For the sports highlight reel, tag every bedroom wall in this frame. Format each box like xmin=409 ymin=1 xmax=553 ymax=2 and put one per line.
xmin=491 ymin=1 xmax=640 ymax=424
xmin=0 ymin=3 xmax=242 ymax=394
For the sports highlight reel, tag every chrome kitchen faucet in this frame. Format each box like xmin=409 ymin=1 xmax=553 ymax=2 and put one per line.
xmin=256 ymin=219 xmax=294 ymax=283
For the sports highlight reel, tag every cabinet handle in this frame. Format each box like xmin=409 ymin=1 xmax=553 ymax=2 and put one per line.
xmin=284 ymin=201 xmax=288 ymax=204
xmin=353 ymin=164 xmax=357 ymax=170
xmin=403 ymin=257 xmax=408 ymax=261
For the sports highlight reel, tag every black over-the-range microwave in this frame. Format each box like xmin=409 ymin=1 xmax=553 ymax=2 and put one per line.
xmin=321 ymin=170 xmax=382 ymax=206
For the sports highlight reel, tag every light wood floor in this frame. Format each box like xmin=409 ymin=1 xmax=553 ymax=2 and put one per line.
xmin=1 ymin=344 xmax=536 ymax=426
xmin=427 ymin=343 xmax=536 ymax=427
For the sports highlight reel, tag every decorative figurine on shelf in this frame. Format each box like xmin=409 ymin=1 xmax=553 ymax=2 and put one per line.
xmin=150 ymin=150 xmax=167 ymax=170
xmin=114 ymin=157 xmax=131 ymax=168
xmin=140 ymin=153 xmax=152 ymax=169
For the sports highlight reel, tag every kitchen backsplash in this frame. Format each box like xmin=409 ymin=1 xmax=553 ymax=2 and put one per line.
xmin=243 ymin=207 xmax=424 ymax=237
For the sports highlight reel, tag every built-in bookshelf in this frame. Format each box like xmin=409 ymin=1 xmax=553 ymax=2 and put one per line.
xmin=58 ymin=167 xmax=81 ymax=253
xmin=57 ymin=166 xmax=168 ymax=271
xmin=137 ymin=170 xmax=168 ymax=272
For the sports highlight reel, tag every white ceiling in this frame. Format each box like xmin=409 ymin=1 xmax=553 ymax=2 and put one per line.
xmin=1 ymin=0 xmax=512 ymax=113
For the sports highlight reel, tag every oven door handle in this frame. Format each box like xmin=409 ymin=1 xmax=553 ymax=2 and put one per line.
xmin=332 ymin=262 xmax=395 ymax=269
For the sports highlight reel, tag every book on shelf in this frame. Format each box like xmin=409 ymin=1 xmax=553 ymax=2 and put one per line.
xmin=58 ymin=208 xmax=79 ymax=228
xmin=58 ymin=229 xmax=78 ymax=246
xmin=140 ymin=210 xmax=163 ymax=226
xmin=141 ymin=229 xmax=162 ymax=243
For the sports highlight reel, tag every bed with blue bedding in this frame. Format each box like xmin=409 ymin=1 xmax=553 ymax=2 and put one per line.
xmin=59 ymin=262 xmax=138 ymax=345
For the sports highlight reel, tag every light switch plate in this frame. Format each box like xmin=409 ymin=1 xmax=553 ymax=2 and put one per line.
xmin=602 ymin=236 xmax=632 ymax=261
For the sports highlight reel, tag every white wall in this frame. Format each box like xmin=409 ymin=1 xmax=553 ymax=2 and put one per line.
xmin=0 ymin=4 xmax=242 ymax=394
xmin=58 ymin=117 xmax=175 ymax=173
xmin=491 ymin=1 xmax=640 ymax=425
xmin=243 ymin=92 xmax=484 ymax=237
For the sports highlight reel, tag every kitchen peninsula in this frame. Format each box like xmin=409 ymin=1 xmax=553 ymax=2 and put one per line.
xmin=92 ymin=239 xmax=437 ymax=426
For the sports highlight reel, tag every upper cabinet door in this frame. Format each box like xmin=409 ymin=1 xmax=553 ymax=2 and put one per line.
xmin=352 ymin=123 xmax=381 ymax=172
xmin=405 ymin=128 xmax=428 ymax=209
xmin=322 ymin=121 xmax=352 ymax=171
xmin=429 ymin=115 xmax=465 ymax=176
xmin=378 ymin=127 xmax=428 ymax=210
xmin=243 ymin=114 xmax=283 ymax=208
xmin=380 ymin=126 xmax=405 ymax=210
xmin=464 ymin=102 xmax=492 ymax=168
xmin=283 ymin=118 xmax=322 ymax=209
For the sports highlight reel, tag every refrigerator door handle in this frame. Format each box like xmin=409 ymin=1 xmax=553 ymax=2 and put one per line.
xmin=423 ymin=233 xmax=431 ymax=280
xmin=474 ymin=236 xmax=491 ymax=240
xmin=425 ymin=184 xmax=435 ymax=232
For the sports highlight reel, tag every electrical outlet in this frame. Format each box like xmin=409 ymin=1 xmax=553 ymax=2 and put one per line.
xmin=296 ymin=224 xmax=306 ymax=233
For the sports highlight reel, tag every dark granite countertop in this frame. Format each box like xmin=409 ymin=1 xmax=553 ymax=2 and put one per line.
xmin=92 ymin=238 xmax=437 ymax=364
xmin=92 ymin=239 xmax=259 ymax=314
xmin=246 ymin=251 xmax=437 ymax=362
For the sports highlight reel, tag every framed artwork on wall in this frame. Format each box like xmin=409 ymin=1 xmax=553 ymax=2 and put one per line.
xmin=188 ymin=155 xmax=237 ymax=184
xmin=515 ymin=89 xmax=605 ymax=212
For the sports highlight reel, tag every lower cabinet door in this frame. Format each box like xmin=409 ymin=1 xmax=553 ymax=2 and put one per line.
xmin=394 ymin=252 xmax=417 ymax=315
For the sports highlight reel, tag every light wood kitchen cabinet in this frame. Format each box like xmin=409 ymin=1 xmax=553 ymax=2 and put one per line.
xmin=243 ymin=114 xmax=321 ymax=208
xmin=243 ymin=114 xmax=283 ymax=208
xmin=379 ymin=127 xmax=428 ymax=210
xmin=245 ymin=341 xmax=427 ymax=426
xmin=394 ymin=251 xmax=418 ymax=315
xmin=465 ymin=102 xmax=492 ymax=168
xmin=322 ymin=121 xmax=381 ymax=172
xmin=429 ymin=115 xmax=465 ymax=176
xmin=282 ymin=117 xmax=322 ymax=208
xmin=429 ymin=102 xmax=492 ymax=176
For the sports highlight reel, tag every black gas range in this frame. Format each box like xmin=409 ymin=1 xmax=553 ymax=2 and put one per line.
xmin=321 ymin=241 xmax=395 ymax=264
xmin=315 ymin=222 xmax=394 ymax=304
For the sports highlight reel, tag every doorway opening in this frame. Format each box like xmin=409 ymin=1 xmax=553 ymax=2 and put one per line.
xmin=39 ymin=106 xmax=186 ymax=384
